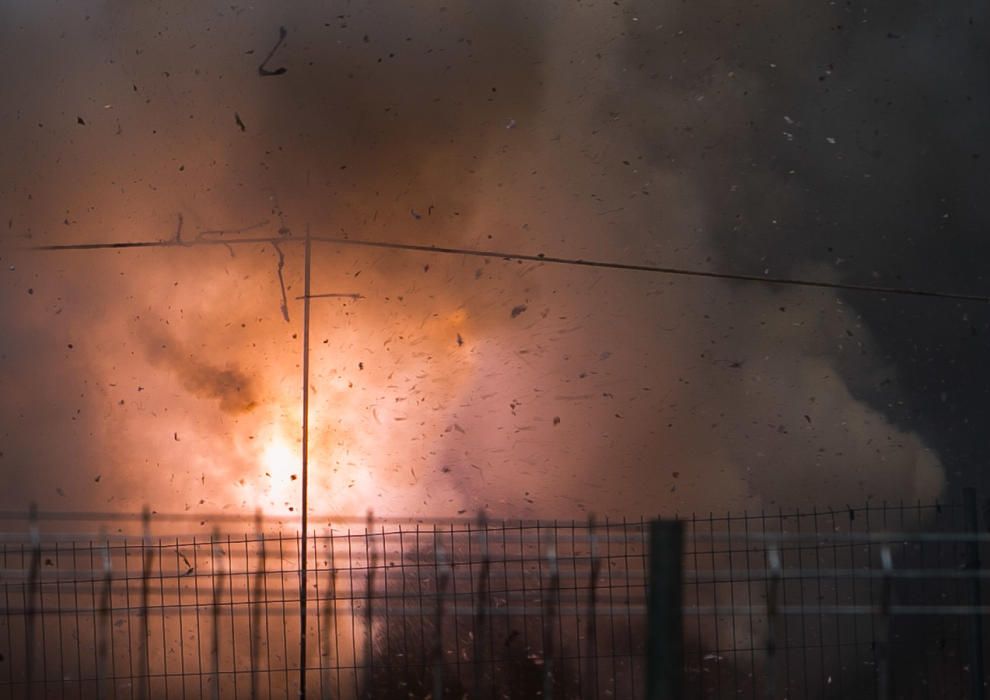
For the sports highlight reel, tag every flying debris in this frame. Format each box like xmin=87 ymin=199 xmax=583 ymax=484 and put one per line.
xmin=272 ymin=242 xmax=290 ymax=322
xmin=178 ymin=551 xmax=194 ymax=576
xmin=258 ymin=26 xmax=288 ymax=76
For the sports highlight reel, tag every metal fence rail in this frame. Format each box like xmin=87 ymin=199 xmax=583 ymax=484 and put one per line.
xmin=0 ymin=496 xmax=987 ymax=699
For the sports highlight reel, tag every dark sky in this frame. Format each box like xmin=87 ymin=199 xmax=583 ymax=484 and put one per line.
xmin=0 ymin=0 xmax=986 ymax=520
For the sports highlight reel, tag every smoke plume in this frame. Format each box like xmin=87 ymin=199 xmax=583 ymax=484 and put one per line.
xmin=1 ymin=0 xmax=973 ymax=524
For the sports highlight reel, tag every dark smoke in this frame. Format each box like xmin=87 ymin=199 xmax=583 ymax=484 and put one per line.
xmin=145 ymin=335 xmax=258 ymax=414
xmin=612 ymin=0 xmax=989 ymax=490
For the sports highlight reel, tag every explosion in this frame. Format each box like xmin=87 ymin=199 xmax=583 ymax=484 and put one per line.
xmin=0 ymin=0 xmax=949 ymax=526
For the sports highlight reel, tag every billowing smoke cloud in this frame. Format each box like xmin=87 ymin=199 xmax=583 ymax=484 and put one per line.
xmin=0 ymin=0 xmax=972 ymax=523
xmin=145 ymin=334 xmax=259 ymax=414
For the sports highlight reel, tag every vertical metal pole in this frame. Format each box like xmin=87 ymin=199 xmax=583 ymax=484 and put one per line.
xmin=645 ymin=519 xmax=684 ymax=700
xmin=300 ymin=225 xmax=313 ymax=697
xmin=964 ymin=487 xmax=986 ymax=698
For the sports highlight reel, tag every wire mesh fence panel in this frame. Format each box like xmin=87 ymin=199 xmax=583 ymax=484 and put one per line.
xmin=0 ymin=517 xmax=649 ymax=699
xmin=680 ymin=500 xmax=987 ymax=699
xmin=0 ymin=498 xmax=988 ymax=699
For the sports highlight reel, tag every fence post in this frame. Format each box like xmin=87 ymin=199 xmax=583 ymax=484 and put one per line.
xmin=473 ymin=511 xmax=491 ymax=697
xmin=876 ymin=546 xmax=893 ymax=700
xmin=26 ymin=504 xmax=40 ymax=700
xmin=585 ymin=515 xmax=601 ymax=699
xmin=645 ymin=519 xmax=684 ymax=700
xmin=364 ymin=511 xmax=377 ymax=693
xmin=432 ymin=528 xmax=450 ymax=700
xmin=542 ymin=534 xmax=560 ymax=700
xmin=210 ymin=528 xmax=225 ymax=700
xmin=138 ymin=507 xmax=154 ymax=700
xmin=97 ymin=534 xmax=112 ymax=700
xmin=765 ymin=546 xmax=781 ymax=700
xmin=963 ymin=487 xmax=986 ymax=698
xmin=250 ymin=510 xmax=265 ymax=700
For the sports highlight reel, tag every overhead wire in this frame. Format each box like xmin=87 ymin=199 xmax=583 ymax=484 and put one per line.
xmin=23 ymin=232 xmax=990 ymax=304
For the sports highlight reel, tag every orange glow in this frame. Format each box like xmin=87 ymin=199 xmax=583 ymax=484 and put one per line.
xmin=261 ymin=438 xmax=298 ymax=486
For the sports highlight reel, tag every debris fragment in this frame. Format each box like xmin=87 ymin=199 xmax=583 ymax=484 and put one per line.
xmin=178 ymin=551 xmax=194 ymax=576
xmin=234 ymin=113 xmax=247 ymax=132
xmin=258 ymin=26 xmax=288 ymax=76
xmin=510 ymin=304 xmax=527 ymax=318
xmin=272 ymin=242 xmax=290 ymax=322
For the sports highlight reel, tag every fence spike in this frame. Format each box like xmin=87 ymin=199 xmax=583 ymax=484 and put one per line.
xmin=364 ymin=510 xmax=377 ymax=695
xmin=542 ymin=532 xmax=560 ymax=700
xmin=25 ymin=503 xmax=40 ymax=700
xmin=765 ymin=546 xmax=781 ymax=700
xmin=876 ymin=545 xmax=893 ymax=700
xmin=210 ymin=527 xmax=225 ymax=700
xmin=586 ymin=514 xmax=601 ymax=699
xmin=96 ymin=531 xmax=113 ymax=700
xmin=138 ymin=506 xmax=154 ymax=700
xmin=320 ymin=541 xmax=338 ymax=700
xmin=250 ymin=510 xmax=265 ymax=700
xmin=432 ymin=527 xmax=451 ymax=700
xmin=473 ymin=510 xmax=491 ymax=696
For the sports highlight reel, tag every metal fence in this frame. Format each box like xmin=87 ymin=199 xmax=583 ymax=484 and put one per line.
xmin=0 ymin=494 xmax=988 ymax=699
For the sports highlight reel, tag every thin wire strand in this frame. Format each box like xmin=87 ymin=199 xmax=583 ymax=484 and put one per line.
xmin=24 ymin=234 xmax=990 ymax=304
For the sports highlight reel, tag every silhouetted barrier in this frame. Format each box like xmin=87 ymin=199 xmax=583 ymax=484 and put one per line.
xmin=1 ymin=494 xmax=987 ymax=698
